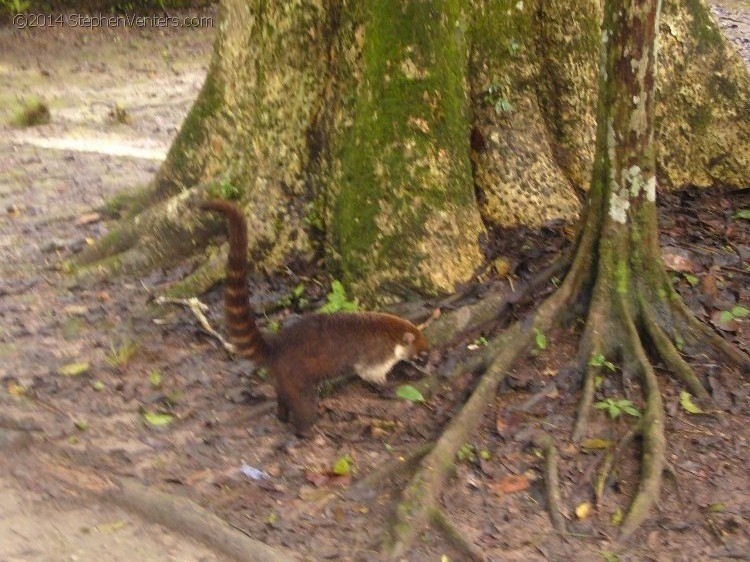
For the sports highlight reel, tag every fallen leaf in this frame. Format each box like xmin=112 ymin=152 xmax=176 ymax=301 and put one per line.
xmin=495 ymin=415 xmax=506 ymax=435
xmin=493 ymin=257 xmax=511 ymax=278
xmin=710 ymin=310 xmax=738 ymax=332
xmin=730 ymin=306 xmax=749 ymax=319
xmin=662 ymin=248 xmax=696 ymax=273
xmin=76 ymin=212 xmax=101 ymax=226
xmin=58 ymin=362 xmax=90 ymax=376
xmin=679 ymin=391 xmax=704 ymax=414
xmin=575 ymin=501 xmax=592 ymax=520
xmin=305 ymin=470 xmax=329 ymax=487
xmin=332 ymin=455 xmax=352 ymax=476
xmin=8 ymin=382 xmax=26 ymax=397
xmin=581 ymin=438 xmax=612 ymax=450
xmin=142 ymin=412 xmax=174 ymax=427
xmin=494 ymin=474 xmax=530 ymax=496
xmin=95 ymin=521 xmax=126 ymax=533
xmin=396 ymin=384 xmax=425 ymax=404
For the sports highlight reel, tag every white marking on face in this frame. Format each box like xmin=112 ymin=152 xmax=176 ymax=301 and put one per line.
xmin=355 ymin=344 xmax=409 ymax=385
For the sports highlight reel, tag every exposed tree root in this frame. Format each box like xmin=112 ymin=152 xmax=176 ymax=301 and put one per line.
xmin=572 ymin=284 xmax=614 ymax=441
xmin=572 ymin=360 xmax=598 ymax=442
xmin=106 ymin=479 xmax=298 ymax=562
xmin=639 ymin=297 xmax=710 ymax=401
xmin=165 ymin=244 xmax=230 ymax=298
xmin=429 ymin=508 xmax=489 ymax=562
xmin=668 ymin=295 xmax=750 ymax=372
xmin=73 ymin=184 xmax=304 ymax=296
xmin=534 ymin=433 xmax=567 ymax=533
xmin=348 ymin=444 xmax=433 ymax=498
xmin=424 ymin=254 xmax=571 ymax=347
xmin=75 ymin=188 xmax=212 ymax=280
xmin=385 ymin=279 xmax=578 ymax=558
xmin=385 ymin=225 xmax=748 ymax=553
xmin=595 ymin=422 xmax=642 ymax=505
xmin=618 ymin=293 xmax=666 ymax=539
xmin=32 ymin=446 xmax=298 ymax=562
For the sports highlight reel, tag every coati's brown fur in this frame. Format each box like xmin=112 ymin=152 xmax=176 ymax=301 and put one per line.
xmin=200 ymin=199 xmax=429 ymax=436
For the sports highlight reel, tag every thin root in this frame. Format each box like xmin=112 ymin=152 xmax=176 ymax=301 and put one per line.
xmin=534 ymin=433 xmax=567 ymax=532
xmin=165 ymin=245 xmax=229 ymax=298
xmin=670 ymin=295 xmax=750 ymax=372
xmin=429 ymin=508 xmax=488 ymax=562
xmin=348 ymin=444 xmax=433 ymax=499
xmin=573 ymin=361 xmax=598 ymax=442
xmin=618 ymin=300 xmax=666 ymax=540
xmin=639 ymin=297 xmax=710 ymax=402
xmin=594 ymin=422 xmax=642 ymax=505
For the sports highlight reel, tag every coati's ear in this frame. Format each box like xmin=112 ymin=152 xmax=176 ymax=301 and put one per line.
xmin=403 ymin=332 xmax=416 ymax=344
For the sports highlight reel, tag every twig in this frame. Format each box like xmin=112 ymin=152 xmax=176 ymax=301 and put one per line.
xmin=155 ymin=296 xmax=236 ymax=355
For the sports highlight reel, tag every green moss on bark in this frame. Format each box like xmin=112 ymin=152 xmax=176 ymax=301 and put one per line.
xmin=155 ymin=63 xmax=223 ymax=198
xmin=333 ymin=0 xmax=483 ymax=300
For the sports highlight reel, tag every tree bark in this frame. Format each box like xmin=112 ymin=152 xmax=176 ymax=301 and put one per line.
xmin=77 ymin=0 xmax=750 ymax=302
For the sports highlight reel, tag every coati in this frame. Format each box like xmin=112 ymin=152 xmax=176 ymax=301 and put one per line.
xmin=200 ymin=199 xmax=429 ymax=436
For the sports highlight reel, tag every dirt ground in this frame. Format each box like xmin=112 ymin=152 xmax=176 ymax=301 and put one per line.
xmin=1 ymin=4 xmax=749 ymax=562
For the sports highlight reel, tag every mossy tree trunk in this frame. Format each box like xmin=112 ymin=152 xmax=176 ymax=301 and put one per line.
xmin=76 ymin=0 xmax=750 ymax=303
xmin=383 ymin=0 xmax=749 ymax=554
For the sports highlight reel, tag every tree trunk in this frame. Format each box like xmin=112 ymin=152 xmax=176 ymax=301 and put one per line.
xmin=76 ymin=0 xmax=750 ymax=302
xmin=384 ymin=0 xmax=749 ymax=552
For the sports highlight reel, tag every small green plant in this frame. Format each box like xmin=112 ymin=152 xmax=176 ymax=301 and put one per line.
xmin=589 ymin=352 xmax=616 ymax=372
xmin=484 ymin=76 xmax=514 ymax=114
xmin=734 ymin=209 xmax=750 ymax=220
xmin=457 ymin=443 xmax=477 ymax=463
xmin=217 ymin=178 xmax=241 ymax=200
xmin=319 ymin=280 xmax=358 ymax=313
xmin=277 ymin=283 xmax=308 ymax=310
xmin=13 ymin=98 xmax=51 ymax=127
xmin=682 ymin=273 xmax=699 ymax=287
xmin=473 ymin=336 xmax=488 ymax=347
xmin=106 ymin=340 xmax=137 ymax=370
xmin=719 ymin=306 xmax=749 ymax=323
xmin=531 ymin=328 xmax=547 ymax=356
xmin=594 ymin=398 xmax=641 ymax=420
xmin=149 ymin=369 xmax=162 ymax=389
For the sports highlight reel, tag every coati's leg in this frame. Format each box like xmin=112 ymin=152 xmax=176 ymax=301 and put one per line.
xmin=276 ymin=398 xmax=290 ymax=423
xmin=290 ymin=385 xmax=319 ymax=438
